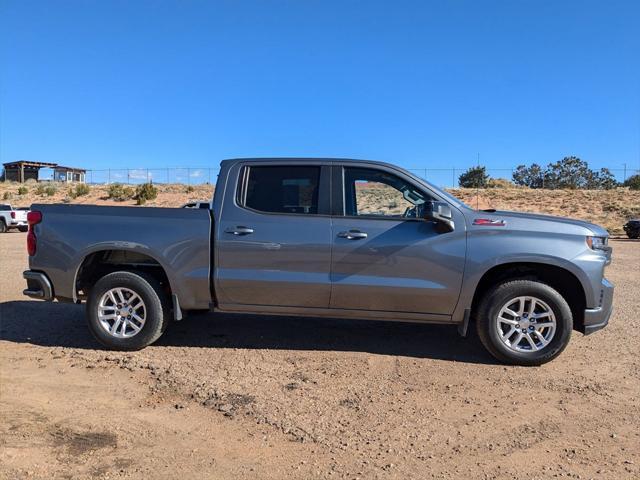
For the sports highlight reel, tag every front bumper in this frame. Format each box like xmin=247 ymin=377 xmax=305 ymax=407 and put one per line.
xmin=23 ymin=270 xmax=54 ymax=301
xmin=583 ymin=277 xmax=614 ymax=335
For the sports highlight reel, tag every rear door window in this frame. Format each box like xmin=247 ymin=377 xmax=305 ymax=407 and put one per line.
xmin=240 ymin=166 xmax=321 ymax=215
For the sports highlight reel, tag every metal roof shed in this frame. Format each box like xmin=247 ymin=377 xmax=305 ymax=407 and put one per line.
xmin=53 ymin=165 xmax=87 ymax=183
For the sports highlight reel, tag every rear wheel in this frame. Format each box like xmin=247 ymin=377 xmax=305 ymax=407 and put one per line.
xmin=18 ymin=226 xmax=28 ymax=232
xmin=86 ymin=271 xmax=170 ymax=350
xmin=476 ymin=280 xmax=572 ymax=366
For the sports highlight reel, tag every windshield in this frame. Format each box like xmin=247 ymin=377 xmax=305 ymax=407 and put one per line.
xmin=436 ymin=186 xmax=471 ymax=209
xmin=401 ymin=169 xmax=470 ymax=210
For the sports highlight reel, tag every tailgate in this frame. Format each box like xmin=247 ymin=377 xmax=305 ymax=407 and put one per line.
xmin=13 ymin=209 xmax=28 ymax=222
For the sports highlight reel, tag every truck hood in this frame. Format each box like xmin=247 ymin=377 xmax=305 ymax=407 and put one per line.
xmin=476 ymin=210 xmax=609 ymax=237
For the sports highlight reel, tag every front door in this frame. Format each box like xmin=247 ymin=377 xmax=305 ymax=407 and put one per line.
xmin=330 ymin=165 xmax=466 ymax=315
xmin=215 ymin=163 xmax=332 ymax=308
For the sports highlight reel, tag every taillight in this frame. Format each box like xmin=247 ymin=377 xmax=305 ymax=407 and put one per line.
xmin=27 ymin=211 xmax=42 ymax=256
xmin=10 ymin=211 xmax=16 ymax=219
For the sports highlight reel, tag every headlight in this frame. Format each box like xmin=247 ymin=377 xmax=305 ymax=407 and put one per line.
xmin=586 ymin=236 xmax=608 ymax=251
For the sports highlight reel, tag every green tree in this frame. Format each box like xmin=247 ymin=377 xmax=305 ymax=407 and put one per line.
xmin=623 ymin=174 xmax=640 ymax=190
xmin=458 ymin=166 xmax=489 ymax=188
xmin=512 ymin=163 xmax=544 ymax=188
xmin=587 ymin=168 xmax=618 ymax=190
xmin=543 ymin=156 xmax=596 ymax=189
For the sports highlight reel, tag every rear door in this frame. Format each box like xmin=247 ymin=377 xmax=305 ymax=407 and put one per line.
xmin=329 ymin=164 xmax=466 ymax=315
xmin=214 ymin=162 xmax=332 ymax=308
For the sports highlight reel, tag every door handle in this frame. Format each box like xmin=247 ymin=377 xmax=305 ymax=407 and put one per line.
xmin=224 ymin=226 xmax=254 ymax=236
xmin=337 ymin=230 xmax=368 ymax=240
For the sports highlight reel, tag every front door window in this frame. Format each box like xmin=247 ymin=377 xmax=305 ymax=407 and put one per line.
xmin=344 ymin=167 xmax=429 ymax=219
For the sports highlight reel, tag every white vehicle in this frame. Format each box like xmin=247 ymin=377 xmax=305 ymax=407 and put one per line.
xmin=0 ymin=204 xmax=29 ymax=233
xmin=181 ymin=200 xmax=210 ymax=209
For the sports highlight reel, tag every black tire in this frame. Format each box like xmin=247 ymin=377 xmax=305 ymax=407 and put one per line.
xmin=476 ymin=280 xmax=573 ymax=366
xmin=86 ymin=271 xmax=171 ymax=351
xmin=626 ymin=232 xmax=639 ymax=239
xmin=0 ymin=220 xmax=6 ymax=233
xmin=18 ymin=226 xmax=28 ymax=233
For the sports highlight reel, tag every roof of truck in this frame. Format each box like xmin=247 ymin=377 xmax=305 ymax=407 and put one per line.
xmin=222 ymin=157 xmax=377 ymax=164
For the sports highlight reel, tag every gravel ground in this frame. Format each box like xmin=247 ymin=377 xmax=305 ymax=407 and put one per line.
xmin=1 ymin=231 xmax=639 ymax=479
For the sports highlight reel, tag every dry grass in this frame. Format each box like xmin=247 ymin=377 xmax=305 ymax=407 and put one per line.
xmin=453 ymin=187 xmax=640 ymax=235
xmin=1 ymin=181 xmax=637 ymax=235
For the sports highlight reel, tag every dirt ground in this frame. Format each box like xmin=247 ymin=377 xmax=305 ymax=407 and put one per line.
xmin=1 ymin=232 xmax=639 ymax=480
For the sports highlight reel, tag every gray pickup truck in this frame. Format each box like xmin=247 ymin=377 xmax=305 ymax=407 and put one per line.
xmin=22 ymin=158 xmax=613 ymax=365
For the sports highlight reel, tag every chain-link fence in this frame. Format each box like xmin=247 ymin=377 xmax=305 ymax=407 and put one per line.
xmin=81 ymin=168 xmax=219 ymax=185
xmin=28 ymin=166 xmax=640 ymax=189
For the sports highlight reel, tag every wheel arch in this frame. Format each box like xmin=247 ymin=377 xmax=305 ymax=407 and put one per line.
xmin=470 ymin=262 xmax=587 ymax=332
xmin=74 ymin=248 xmax=175 ymax=302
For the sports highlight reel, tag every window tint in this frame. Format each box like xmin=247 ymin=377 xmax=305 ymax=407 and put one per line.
xmin=242 ymin=166 xmax=320 ymax=215
xmin=344 ymin=167 xmax=428 ymax=218
xmin=0 ymin=205 xmax=11 ymax=211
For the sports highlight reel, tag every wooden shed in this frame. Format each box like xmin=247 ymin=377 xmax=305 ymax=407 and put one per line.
xmin=2 ymin=161 xmax=58 ymax=183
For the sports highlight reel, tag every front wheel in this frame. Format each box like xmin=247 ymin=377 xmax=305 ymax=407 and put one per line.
xmin=86 ymin=271 xmax=171 ymax=350
xmin=476 ymin=280 xmax=573 ymax=366
xmin=0 ymin=220 xmax=6 ymax=233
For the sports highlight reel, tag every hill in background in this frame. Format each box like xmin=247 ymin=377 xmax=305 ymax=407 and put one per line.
xmin=1 ymin=182 xmax=638 ymax=235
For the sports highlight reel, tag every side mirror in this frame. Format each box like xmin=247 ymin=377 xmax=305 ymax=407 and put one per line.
xmin=423 ymin=201 xmax=455 ymax=233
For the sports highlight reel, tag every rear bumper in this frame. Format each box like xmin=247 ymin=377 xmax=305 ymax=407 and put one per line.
xmin=583 ymin=277 xmax=614 ymax=335
xmin=23 ymin=270 xmax=54 ymax=301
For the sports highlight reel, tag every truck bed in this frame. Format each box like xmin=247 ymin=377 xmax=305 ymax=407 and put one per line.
xmin=28 ymin=204 xmax=212 ymax=310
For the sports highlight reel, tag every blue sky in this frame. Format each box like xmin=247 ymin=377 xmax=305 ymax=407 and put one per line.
xmin=1 ymin=0 xmax=639 ymax=183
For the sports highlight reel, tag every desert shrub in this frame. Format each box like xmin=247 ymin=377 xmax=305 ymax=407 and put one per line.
xmin=107 ymin=183 xmax=135 ymax=201
xmin=459 ymin=166 xmax=489 ymax=188
xmin=185 ymin=185 xmax=195 ymax=193
xmin=17 ymin=186 xmax=28 ymax=195
xmin=35 ymin=184 xmax=57 ymax=196
xmin=3 ymin=191 xmax=12 ymax=200
xmin=135 ymin=182 xmax=158 ymax=205
xmin=487 ymin=178 xmax=513 ymax=188
xmin=74 ymin=183 xmax=91 ymax=197
xmin=624 ymin=174 xmax=640 ymax=190
xmin=69 ymin=183 xmax=91 ymax=198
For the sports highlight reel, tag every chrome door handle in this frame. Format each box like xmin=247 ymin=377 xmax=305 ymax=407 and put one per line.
xmin=225 ymin=226 xmax=254 ymax=236
xmin=337 ymin=230 xmax=368 ymax=240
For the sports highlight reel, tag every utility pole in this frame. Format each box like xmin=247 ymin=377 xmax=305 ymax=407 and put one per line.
xmin=623 ymin=163 xmax=627 ymax=182
xmin=476 ymin=153 xmax=480 ymax=211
